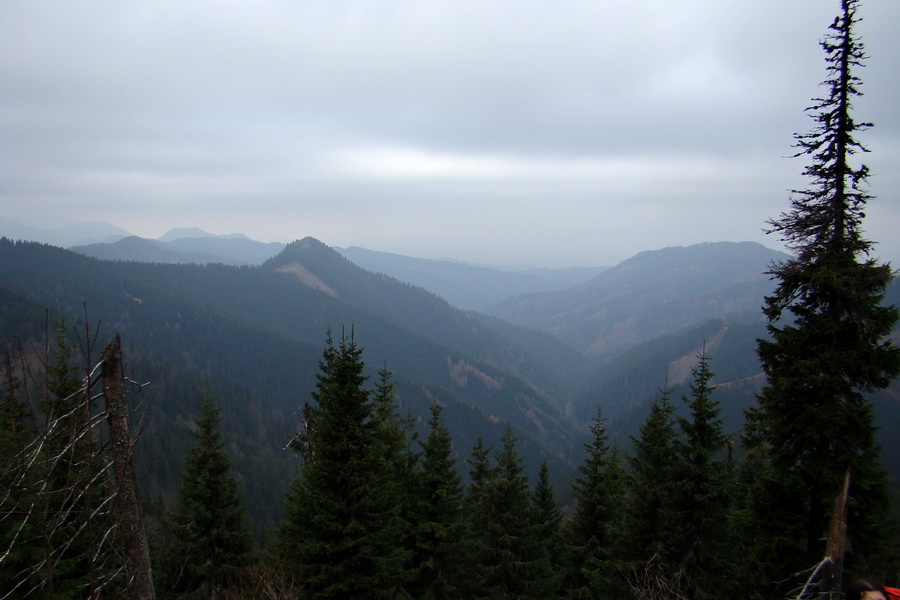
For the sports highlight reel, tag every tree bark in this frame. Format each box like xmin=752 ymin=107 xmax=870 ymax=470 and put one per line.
xmin=101 ymin=334 xmax=156 ymax=600
xmin=821 ymin=468 xmax=851 ymax=600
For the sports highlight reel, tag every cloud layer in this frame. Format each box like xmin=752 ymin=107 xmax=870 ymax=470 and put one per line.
xmin=3 ymin=0 xmax=898 ymax=266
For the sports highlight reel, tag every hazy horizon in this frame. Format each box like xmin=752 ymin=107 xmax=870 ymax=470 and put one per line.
xmin=2 ymin=214 xmax=795 ymax=270
xmin=3 ymin=0 xmax=898 ymax=268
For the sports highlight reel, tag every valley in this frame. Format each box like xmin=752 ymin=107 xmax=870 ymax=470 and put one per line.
xmin=1 ymin=229 xmax=898 ymax=533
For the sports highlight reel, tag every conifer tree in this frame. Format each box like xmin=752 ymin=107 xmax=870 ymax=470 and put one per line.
xmin=158 ymin=392 xmax=252 ymax=598
xmin=530 ymin=462 xmax=564 ymax=597
xmin=370 ymin=365 xmax=416 ymax=589
xmin=276 ymin=332 xmax=405 ymax=599
xmin=621 ymin=383 xmax=679 ymax=577
xmin=466 ymin=436 xmax=496 ymax=511
xmin=37 ymin=326 xmax=100 ymax=597
xmin=470 ymin=425 xmax=542 ymax=598
xmin=744 ymin=0 xmax=899 ymax=590
xmin=668 ymin=350 xmax=735 ymax=600
xmin=0 ymin=325 xmax=116 ymax=598
xmin=408 ymin=401 xmax=466 ymax=599
xmin=584 ymin=443 xmax=628 ymax=597
xmin=0 ymin=356 xmax=38 ymax=594
xmin=371 ymin=365 xmax=414 ymax=479
xmin=564 ymin=408 xmax=625 ymax=598
xmin=459 ymin=435 xmax=496 ymax=597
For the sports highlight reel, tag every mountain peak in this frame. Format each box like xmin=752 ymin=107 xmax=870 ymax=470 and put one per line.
xmin=263 ymin=238 xmax=351 ymax=296
xmin=157 ymin=227 xmax=252 ymax=242
xmin=290 ymin=237 xmax=328 ymax=250
xmin=270 ymin=237 xmax=332 ymax=261
xmin=158 ymin=227 xmax=213 ymax=241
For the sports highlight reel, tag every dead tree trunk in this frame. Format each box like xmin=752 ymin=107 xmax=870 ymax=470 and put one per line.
xmin=821 ymin=468 xmax=851 ymax=600
xmin=101 ymin=334 xmax=155 ymax=600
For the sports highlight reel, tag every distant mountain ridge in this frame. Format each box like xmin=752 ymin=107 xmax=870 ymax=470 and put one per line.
xmin=157 ymin=227 xmax=250 ymax=242
xmin=487 ymin=241 xmax=788 ymax=360
xmin=337 ymin=246 xmax=609 ymax=311
xmin=0 ymin=236 xmax=587 ymax=488
xmin=0 ymin=216 xmax=132 ymax=247
xmin=2 ymin=217 xmax=607 ymax=301
xmin=1 ymin=218 xmax=287 ymax=266
xmin=71 ymin=229 xmax=286 ymax=266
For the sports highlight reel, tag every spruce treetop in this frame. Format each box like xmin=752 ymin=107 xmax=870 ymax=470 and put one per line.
xmin=769 ymin=0 xmax=872 ymax=261
xmin=745 ymin=0 xmax=899 ymax=589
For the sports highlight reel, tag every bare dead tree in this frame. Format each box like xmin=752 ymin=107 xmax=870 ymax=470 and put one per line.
xmin=0 ymin=353 xmax=121 ymax=598
xmin=0 ymin=329 xmax=154 ymax=599
xmin=822 ymin=468 xmax=851 ymax=600
xmin=101 ymin=334 xmax=155 ymax=600
xmin=286 ymin=401 xmax=317 ymax=461
xmin=788 ymin=469 xmax=852 ymax=600
xmin=623 ymin=549 xmax=688 ymax=600
xmin=217 ymin=563 xmax=305 ymax=600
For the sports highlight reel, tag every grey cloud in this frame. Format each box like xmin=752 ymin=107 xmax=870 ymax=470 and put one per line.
xmin=2 ymin=0 xmax=898 ymax=266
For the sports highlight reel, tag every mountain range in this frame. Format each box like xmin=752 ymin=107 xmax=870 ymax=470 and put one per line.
xmin=72 ymin=233 xmax=286 ymax=266
xmin=1 ymin=225 xmax=898 ymax=531
xmin=0 ymin=235 xmax=593 ymax=527
xmin=1 ymin=218 xmax=610 ymax=308
xmin=336 ymin=246 xmax=609 ymax=311
xmin=0 ymin=216 xmax=133 ymax=247
xmin=487 ymin=241 xmax=784 ymax=360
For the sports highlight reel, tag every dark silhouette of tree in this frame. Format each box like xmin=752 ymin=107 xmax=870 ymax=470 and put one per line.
xmin=0 ymin=355 xmax=38 ymax=595
xmin=1 ymin=326 xmax=155 ymax=599
xmin=564 ymin=408 xmax=626 ymax=598
xmin=407 ymin=401 xmax=466 ymax=599
xmin=466 ymin=425 xmax=542 ymax=598
xmin=530 ymin=462 xmax=564 ymax=597
xmin=668 ymin=350 xmax=736 ymax=600
xmin=275 ymin=331 xmax=405 ymax=599
xmin=6 ymin=326 xmax=103 ymax=598
xmin=158 ymin=392 xmax=252 ymax=598
xmin=369 ymin=365 xmax=417 ymax=594
xmin=621 ymin=382 xmax=680 ymax=581
xmin=744 ymin=0 xmax=899 ymax=592
xmin=458 ymin=435 xmax=495 ymax=596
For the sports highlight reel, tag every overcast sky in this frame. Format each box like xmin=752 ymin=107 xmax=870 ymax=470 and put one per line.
xmin=2 ymin=0 xmax=898 ymax=267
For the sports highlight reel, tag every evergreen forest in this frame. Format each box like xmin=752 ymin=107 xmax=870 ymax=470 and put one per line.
xmin=1 ymin=0 xmax=899 ymax=597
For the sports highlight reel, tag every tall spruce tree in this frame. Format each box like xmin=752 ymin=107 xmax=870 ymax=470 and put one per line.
xmin=275 ymin=332 xmax=405 ymax=599
xmin=564 ymin=408 xmax=626 ymax=599
xmin=469 ymin=425 xmax=542 ymax=599
xmin=408 ymin=401 xmax=466 ymax=600
xmin=669 ymin=350 xmax=735 ymax=600
xmin=370 ymin=365 xmax=416 ymax=589
xmin=530 ymin=462 xmax=564 ymax=598
xmin=621 ymin=383 xmax=679 ymax=578
xmin=159 ymin=392 xmax=251 ymax=598
xmin=460 ymin=435 xmax=496 ymax=597
xmin=744 ymin=0 xmax=899 ymax=591
xmin=584 ymin=444 xmax=628 ymax=598
xmin=466 ymin=436 xmax=496 ymax=512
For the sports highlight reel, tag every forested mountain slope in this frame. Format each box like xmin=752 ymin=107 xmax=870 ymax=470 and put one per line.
xmin=571 ymin=280 xmax=900 ymax=480
xmin=3 ymin=236 xmax=899 ymax=531
xmin=264 ymin=238 xmax=590 ymax=399
xmin=574 ymin=319 xmax=767 ymax=427
xmin=71 ymin=230 xmax=285 ymax=265
xmin=487 ymin=241 xmax=787 ymax=360
xmin=337 ymin=245 xmax=608 ymax=311
xmin=0 ymin=237 xmax=587 ymax=528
